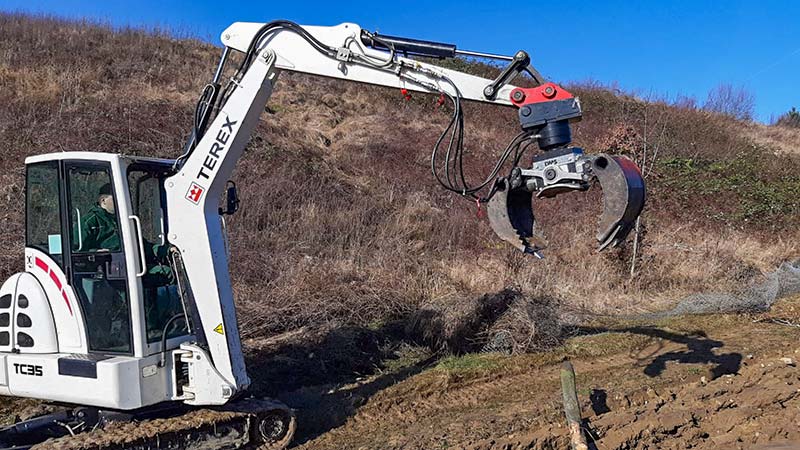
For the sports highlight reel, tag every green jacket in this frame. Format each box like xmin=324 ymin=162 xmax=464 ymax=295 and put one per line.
xmin=79 ymin=205 xmax=120 ymax=252
xmin=79 ymin=205 xmax=174 ymax=286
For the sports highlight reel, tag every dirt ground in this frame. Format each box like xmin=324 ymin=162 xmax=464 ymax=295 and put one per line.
xmin=270 ymin=295 xmax=800 ymax=450
xmin=2 ymin=296 xmax=799 ymax=450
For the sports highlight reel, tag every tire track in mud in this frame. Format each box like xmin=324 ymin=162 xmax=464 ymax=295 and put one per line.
xmin=298 ymin=345 xmax=659 ymax=449
xmin=372 ymin=342 xmax=680 ymax=428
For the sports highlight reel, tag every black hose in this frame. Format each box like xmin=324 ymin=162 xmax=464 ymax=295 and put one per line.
xmin=158 ymin=314 xmax=188 ymax=368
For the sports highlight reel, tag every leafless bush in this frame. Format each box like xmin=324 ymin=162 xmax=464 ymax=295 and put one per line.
xmin=481 ymin=295 xmax=563 ymax=354
xmin=672 ymin=94 xmax=698 ymax=110
xmin=776 ymin=107 xmax=800 ymax=129
xmin=702 ymin=83 xmax=755 ymax=121
xmin=405 ymin=289 xmax=519 ymax=354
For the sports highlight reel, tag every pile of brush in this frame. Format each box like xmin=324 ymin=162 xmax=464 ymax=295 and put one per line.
xmin=406 ymin=288 xmax=563 ymax=354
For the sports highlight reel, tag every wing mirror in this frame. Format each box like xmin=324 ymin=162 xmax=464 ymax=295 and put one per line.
xmin=219 ymin=181 xmax=240 ymax=216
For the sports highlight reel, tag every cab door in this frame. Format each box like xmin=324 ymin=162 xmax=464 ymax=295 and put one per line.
xmin=65 ymin=162 xmax=133 ymax=355
xmin=127 ymin=164 xmax=188 ymax=355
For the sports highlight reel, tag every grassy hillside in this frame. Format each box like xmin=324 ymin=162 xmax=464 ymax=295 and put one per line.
xmin=1 ymin=14 xmax=799 ymax=341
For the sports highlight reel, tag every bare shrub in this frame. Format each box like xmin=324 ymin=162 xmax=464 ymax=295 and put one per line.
xmin=481 ymin=295 xmax=563 ymax=354
xmin=702 ymin=83 xmax=755 ymax=121
xmin=405 ymin=289 xmax=519 ymax=354
xmin=596 ymin=124 xmax=641 ymax=157
xmin=673 ymin=94 xmax=698 ymax=110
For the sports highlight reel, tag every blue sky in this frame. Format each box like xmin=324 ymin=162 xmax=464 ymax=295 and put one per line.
xmin=3 ymin=0 xmax=798 ymax=122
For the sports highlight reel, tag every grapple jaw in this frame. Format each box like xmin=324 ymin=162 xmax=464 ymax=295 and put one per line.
xmin=485 ymin=148 xmax=645 ymax=256
xmin=486 ymin=179 xmax=547 ymax=257
xmin=591 ymin=154 xmax=646 ymax=250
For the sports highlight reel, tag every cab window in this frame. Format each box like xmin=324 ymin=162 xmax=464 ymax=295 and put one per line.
xmin=26 ymin=162 xmax=63 ymax=266
xmin=128 ymin=166 xmax=187 ymax=345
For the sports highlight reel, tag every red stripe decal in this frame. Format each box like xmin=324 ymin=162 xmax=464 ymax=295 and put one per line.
xmin=48 ymin=270 xmax=62 ymax=291
xmin=61 ymin=290 xmax=73 ymax=316
xmin=35 ymin=256 xmax=72 ymax=316
xmin=35 ymin=257 xmax=49 ymax=272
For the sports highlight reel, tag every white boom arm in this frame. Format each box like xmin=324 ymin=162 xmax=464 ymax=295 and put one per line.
xmin=221 ymin=22 xmax=515 ymax=104
xmin=164 ymin=21 xmax=520 ymax=404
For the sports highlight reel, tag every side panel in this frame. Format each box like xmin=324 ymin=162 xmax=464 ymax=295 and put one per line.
xmin=24 ymin=249 xmax=86 ymax=353
xmin=0 ymin=275 xmax=17 ymax=353
xmin=4 ymin=353 xmax=170 ymax=410
xmin=0 ymin=354 xmax=6 ymax=386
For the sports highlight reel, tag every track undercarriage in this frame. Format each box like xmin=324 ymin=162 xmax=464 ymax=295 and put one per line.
xmin=0 ymin=398 xmax=296 ymax=450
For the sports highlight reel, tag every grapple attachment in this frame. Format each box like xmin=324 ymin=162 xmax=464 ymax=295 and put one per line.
xmin=486 ymin=148 xmax=645 ymax=255
xmin=486 ymin=179 xmax=547 ymax=257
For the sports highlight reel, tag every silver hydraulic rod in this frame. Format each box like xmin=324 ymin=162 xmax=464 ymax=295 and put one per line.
xmin=455 ymin=49 xmax=514 ymax=61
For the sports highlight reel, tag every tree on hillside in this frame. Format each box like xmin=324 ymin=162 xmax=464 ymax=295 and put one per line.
xmin=702 ymin=83 xmax=755 ymax=121
xmin=776 ymin=107 xmax=800 ymax=128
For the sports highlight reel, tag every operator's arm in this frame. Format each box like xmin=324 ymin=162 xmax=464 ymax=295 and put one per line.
xmin=78 ymin=213 xmax=99 ymax=252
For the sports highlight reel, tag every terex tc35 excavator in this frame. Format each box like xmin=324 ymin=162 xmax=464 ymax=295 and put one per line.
xmin=0 ymin=20 xmax=644 ymax=449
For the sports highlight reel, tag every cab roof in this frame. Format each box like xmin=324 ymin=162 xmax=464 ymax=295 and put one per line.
xmin=25 ymin=151 xmax=175 ymax=166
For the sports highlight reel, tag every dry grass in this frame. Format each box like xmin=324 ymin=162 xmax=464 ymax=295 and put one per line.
xmin=739 ymin=120 xmax=800 ymax=156
xmin=481 ymin=294 xmax=563 ymax=354
xmin=1 ymin=14 xmax=799 ymax=349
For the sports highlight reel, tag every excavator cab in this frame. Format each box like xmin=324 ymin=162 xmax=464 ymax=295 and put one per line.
xmin=0 ymin=152 xmax=190 ymax=411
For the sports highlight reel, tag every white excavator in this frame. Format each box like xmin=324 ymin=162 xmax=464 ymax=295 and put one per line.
xmin=0 ymin=20 xmax=644 ymax=449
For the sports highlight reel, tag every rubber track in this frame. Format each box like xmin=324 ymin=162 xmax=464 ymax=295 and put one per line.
xmin=31 ymin=399 xmax=294 ymax=450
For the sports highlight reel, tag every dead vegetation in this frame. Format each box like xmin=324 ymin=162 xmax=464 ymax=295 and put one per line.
xmin=1 ymin=14 xmax=799 ymax=356
xmin=405 ymin=289 xmax=563 ymax=354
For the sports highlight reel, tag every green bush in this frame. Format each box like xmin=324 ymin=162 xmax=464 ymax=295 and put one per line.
xmin=776 ymin=107 xmax=800 ymax=128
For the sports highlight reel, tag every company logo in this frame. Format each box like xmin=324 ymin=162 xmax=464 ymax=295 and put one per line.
xmin=14 ymin=363 xmax=43 ymax=377
xmin=186 ymin=182 xmax=205 ymax=205
xmin=197 ymin=117 xmax=238 ymax=181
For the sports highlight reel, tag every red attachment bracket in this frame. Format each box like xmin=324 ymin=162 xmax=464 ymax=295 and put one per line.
xmin=509 ymin=82 xmax=574 ymax=108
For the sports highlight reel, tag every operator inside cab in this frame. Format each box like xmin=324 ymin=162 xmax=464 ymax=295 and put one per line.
xmin=75 ymin=179 xmax=183 ymax=352
xmin=80 ymin=183 xmax=173 ymax=285
xmin=80 ymin=183 xmax=120 ymax=252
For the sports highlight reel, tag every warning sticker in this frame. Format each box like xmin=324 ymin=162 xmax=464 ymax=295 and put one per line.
xmin=213 ymin=323 xmax=224 ymax=335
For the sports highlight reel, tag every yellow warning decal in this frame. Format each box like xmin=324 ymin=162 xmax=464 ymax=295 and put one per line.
xmin=213 ymin=323 xmax=224 ymax=335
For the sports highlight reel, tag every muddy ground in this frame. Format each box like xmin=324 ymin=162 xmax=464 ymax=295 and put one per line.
xmin=263 ymin=295 xmax=800 ymax=449
xmin=2 ymin=296 xmax=800 ymax=450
